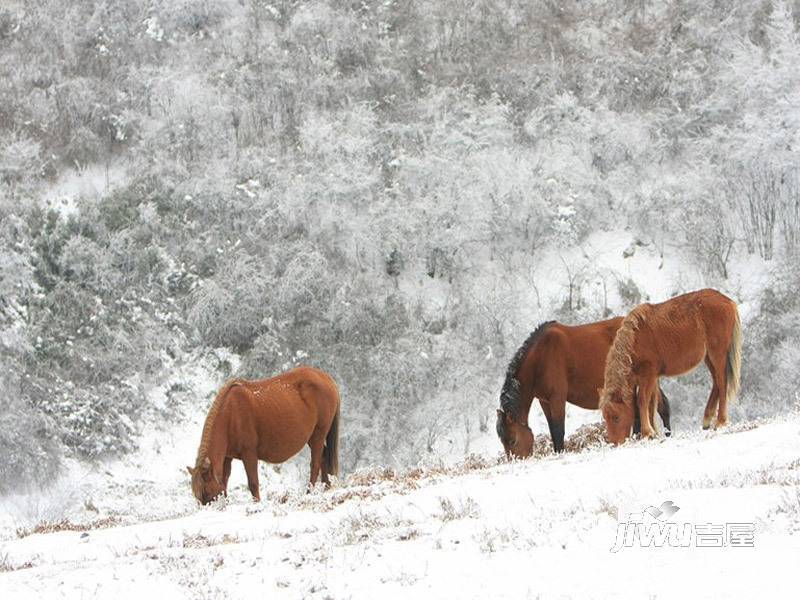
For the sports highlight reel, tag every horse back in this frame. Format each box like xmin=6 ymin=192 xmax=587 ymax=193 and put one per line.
xmin=283 ymin=366 xmax=340 ymax=418
xmin=533 ymin=318 xmax=622 ymax=408
xmin=638 ymin=289 xmax=737 ymax=375
xmin=230 ymin=367 xmax=340 ymax=463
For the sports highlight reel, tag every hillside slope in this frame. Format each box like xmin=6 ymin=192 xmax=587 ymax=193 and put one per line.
xmin=2 ymin=416 xmax=799 ymax=599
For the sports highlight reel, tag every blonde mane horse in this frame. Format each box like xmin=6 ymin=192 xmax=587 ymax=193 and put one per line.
xmin=599 ymin=289 xmax=742 ymax=444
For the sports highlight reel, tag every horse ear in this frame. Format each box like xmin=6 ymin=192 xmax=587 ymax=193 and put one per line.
xmin=186 ymin=466 xmax=195 ymax=476
xmin=496 ymin=408 xmax=504 ymax=418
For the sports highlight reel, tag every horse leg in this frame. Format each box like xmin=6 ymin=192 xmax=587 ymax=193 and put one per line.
xmin=549 ymin=396 xmax=566 ymax=453
xmin=307 ymin=434 xmax=325 ymax=491
xmin=540 ymin=400 xmax=564 ymax=453
xmin=656 ymin=388 xmax=672 ymax=437
xmin=242 ymin=451 xmax=261 ymax=502
xmin=321 ymin=446 xmax=331 ymax=486
xmin=540 ymin=400 xmax=554 ymax=448
xmin=708 ymin=350 xmax=730 ymax=428
xmin=637 ymin=374 xmax=657 ymax=439
xmin=702 ymin=356 xmax=720 ymax=430
xmin=649 ymin=385 xmax=659 ymax=436
xmin=222 ymin=456 xmax=233 ymax=496
xmin=632 ymin=386 xmax=641 ymax=437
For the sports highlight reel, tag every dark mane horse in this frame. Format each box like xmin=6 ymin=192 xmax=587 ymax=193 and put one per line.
xmin=187 ymin=366 xmax=340 ymax=504
xmin=600 ymin=288 xmax=742 ymax=444
xmin=496 ymin=318 xmax=671 ymax=457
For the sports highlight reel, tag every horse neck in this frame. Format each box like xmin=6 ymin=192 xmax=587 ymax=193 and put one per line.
xmin=514 ymin=351 xmax=541 ymax=422
xmin=204 ymin=415 xmax=229 ymax=467
xmin=196 ymin=388 xmax=233 ymax=469
xmin=603 ymin=317 xmax=639 ymax=404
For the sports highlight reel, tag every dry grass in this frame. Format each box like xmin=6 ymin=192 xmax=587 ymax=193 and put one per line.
xmin=667 ymin=461 xmax=800 ymax=490
xmin=181 ymin=532 xmax=240 ymax=549
xmin=595 ymin=496 xmax=619 ymax=520
xmin=565 ymin=422 xmax=608 ymax=452
xmin=531 ymin=434 xmax=555 ymax=457
xmin=16 ymin=516 xmax=120 ymax=539
xmin=268 ymin=454 xmax=505 ymax=514
xmin=263 ymin=425 xmax=619 ymax=513
xmin=337 ymin=509 xmax=415 ymax=545
xmin=721 ymin=420 xmax=762 ymax=434
xmin=0 ymin=552 xmax=35 ymax=573
xmin=437 ymin=495 xmax=480 ymax=522
xmin=526 ymin=422 xmax=608 ymax=456
xmin=262 ymin=430 xmax=615 ymax=515
xmin=346 ymin=466 xmax=398 ymax=487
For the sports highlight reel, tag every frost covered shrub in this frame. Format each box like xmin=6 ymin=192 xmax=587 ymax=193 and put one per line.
xmin=97 ymin=187 xmax=146 ymax=233
xmin=269 ymin=247 xmax=343 ymax=343
xmin=0 ymin=240 xmax=61 ymax=490
xmin=167 ymin=0 xmax=227 ymax=36
xmin=680 ymin=197 xmax=736 ymax=280
xmin=617 ymin=277 xmax=642 ymax=309
xmin=15 ymin=198 xmax=177 ymax=461
xmin=0 ymin=391 xmax=61 ymax=493
xmin=739 ymin=264 xmax=800 ymax=418
xmin=239 ymin=281 xmax=411 ymax=384
xmin=0 ymin=133 xmax=42 ymax=183
xmin=60 ymin=236 xmax=107 ymax=288
xmin=329 ymin=332 xmax=464 ymax=470
xmin=27 ymin=376 xmax=141 ymax=459
xmin=239 ymin=330 xmax=288 ymax=378
xmin=24 ymin=290 xmax=163 ymax=458
xmin=187 ymin=250 xmax=273 ymax=351
xmin=63 ymin=126 xmax=104 ymax=167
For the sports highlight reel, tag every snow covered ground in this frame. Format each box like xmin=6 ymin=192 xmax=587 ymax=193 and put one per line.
xmin=2 ymin=414 xmax=799 ymax=599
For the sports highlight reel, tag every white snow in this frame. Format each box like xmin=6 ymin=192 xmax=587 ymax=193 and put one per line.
xmin=2 ymin=415 xmax=799 ymax=599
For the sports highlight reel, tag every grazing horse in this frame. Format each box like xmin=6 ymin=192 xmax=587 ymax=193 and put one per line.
xmin=187 ymin=366 xmax=341 ymax=504
xmin=496 ymin=318 xmax=672 ymax=458
xmin=599 ymin=289 xmax=742 ymax=445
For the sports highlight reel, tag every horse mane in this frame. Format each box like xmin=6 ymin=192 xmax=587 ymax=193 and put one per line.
xmin=500 ymin=321 xmax=556 ymax=417
xmin=194 ymin=380 xmax=244 ymax=468
xmin=600 ymin=307 xmax=646 ymax=408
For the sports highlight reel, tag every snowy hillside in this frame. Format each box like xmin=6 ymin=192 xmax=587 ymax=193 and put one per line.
xmin=2 ymin=1 xmax=800 ymax=597
xmin=2 ymin=415 xmax=799 ymax=599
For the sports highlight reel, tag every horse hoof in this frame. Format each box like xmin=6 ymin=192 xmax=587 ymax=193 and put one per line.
xmin=664 ymin=429 xmax=671 ymax=437
xmin=702 ymin=424 xmax=711 ymax=431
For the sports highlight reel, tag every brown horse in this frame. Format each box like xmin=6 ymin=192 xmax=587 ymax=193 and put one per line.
xmin=187 ymin=366 xmax=341 ymax=504
xmin=496 ymin=318 xmax=672 ymax=458
xmin=599 ymin=288 xmax=742 ymax=445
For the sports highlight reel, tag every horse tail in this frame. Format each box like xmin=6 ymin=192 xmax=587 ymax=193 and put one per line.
xmin=324 ymin=401 xmax=340 ymax=478
xmin=725 ymin=306 xmax=743 ymax=404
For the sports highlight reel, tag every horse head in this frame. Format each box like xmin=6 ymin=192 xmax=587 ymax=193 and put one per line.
xmin=496 ymin=377 xmax=534 ymax=459
xmin=496 ymin=407 xmax=534 ymax=459
xmin=186 ymin=456 xmax=225 ymax=505
xmin=599 ymin=387 xmax=634 ymax=445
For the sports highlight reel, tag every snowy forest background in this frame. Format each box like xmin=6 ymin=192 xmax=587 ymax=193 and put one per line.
xmin=1 ymin=0 xmax=800 ymax=494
